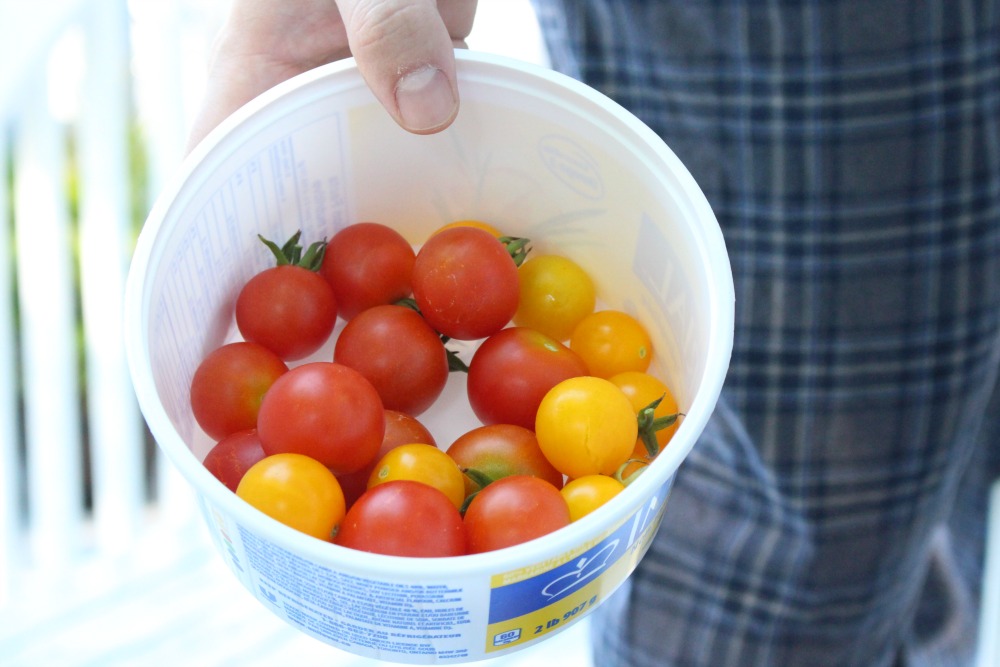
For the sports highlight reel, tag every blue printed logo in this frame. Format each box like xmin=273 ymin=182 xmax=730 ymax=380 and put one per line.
xmin=493 ymin=628 xmax=521 ymax=647
xmin=540 ymin=540 xmax=619 ymax=600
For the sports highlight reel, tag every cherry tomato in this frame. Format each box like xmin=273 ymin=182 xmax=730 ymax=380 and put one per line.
xmin=610 ymin=371 xmax=680 ymax=456
xmin=411 ymin=226 xmax=520 ymax=340
xmin=236 ymin=233 xmax=338 ymax=360
xmin=466 ymin=327 xmax=587 ymax=430
xmin=464 ymin=475 xmax=570 ymax=553
xmin=560 ymin=475 xmax=625 ymax=522
xmin=514 ymin=254 xmax=596 ymax=341
xmin=337 ymin=410 xmax=437 ymax=508
xmin=319 ymin=222 xmax=416 ymax=320
xmin=381 ymin=409 xmax=437 ymax=450
xmin=333 ymin=304 xmax=448 ymax=416
xmin=446 ymin=424 xmax=564 ymax=498
xmin=570 ymin=310 xmax=653 ymax=378
xmin=335 ymin=480 xmax=466 ymax=557
xmin=432 ymin=219 xmax=504 ymax=238
xmin=367 ymin=443 xmax=466 ymax=510
xmin=203 ymin=428 xmax=267 ymax=492
xmin=190 ymin=342 xmax=288 ymax=441
xmin=535 ymin=376 xmax=638 ymax=478
xmin=256 ymin=362 xmax=384 ymax=474
xmin=236 ymin=453 xmax=345 ymax=542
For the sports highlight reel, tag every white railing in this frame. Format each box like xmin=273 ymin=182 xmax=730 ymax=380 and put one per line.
xmin=0 ymin=0 xmax=219 ymax=607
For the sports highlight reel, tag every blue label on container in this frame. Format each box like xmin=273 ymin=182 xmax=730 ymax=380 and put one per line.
xmin=484 ymin=478 xmax=673 ymax=652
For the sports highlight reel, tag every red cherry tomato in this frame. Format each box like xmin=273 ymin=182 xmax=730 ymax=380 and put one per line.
xmin=411 ymin=227 xmax=520 ymax=340
xmin=202 ymin=428 xmax=267 ymax=492
xmin=381 ymin=409 xmax=437 ymax=450
xmin=464 ymin=475 xmax=570 ymax=553
xmin=337 ymin=410 xmax=437 ymax=508
xmin=190 ymin=342 xmax=288 ymax=441
xmin=256 ymin=362 xmax=384 ymax=474
xmin=333 ymin=304 xmax=448 ymax=416
xmin=466 ymin=327 xmax=587 ymax=429
xmin=236 ymin=233 xmax=338 ymax=360
xmin=446 ymin=424 xmax=564 ymax=498
xmin=335 ymin=480 xmax=466 ymax=557
xmin=320 ymin=222 xmax=415 ymax=320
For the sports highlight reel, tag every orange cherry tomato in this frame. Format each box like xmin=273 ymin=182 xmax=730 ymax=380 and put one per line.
xmin=535 ymin=376 xmax=638 ymax=478
xmin=609 ymin=371 xmax=681 ymax=455
xmin=560 ymin=474 xmax=625 ymax=522
xmin=236 ymin=453 xmax=345 ymax=542
xmin=570 ymin=310 xmax=653 ymax=378
xmin=514 ymin=254 xmax=597 ymax=342
xmin=367 ymin=443 xmax=466 ymax=510
xmin=433 ymin=219 xmax=505 ymax=238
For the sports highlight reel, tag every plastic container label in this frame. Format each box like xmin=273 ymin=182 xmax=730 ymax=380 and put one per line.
xmin=484 ymin=478 xmax=670 ymax=652
xmin=198 ymin=476 xmax=672 ymax=662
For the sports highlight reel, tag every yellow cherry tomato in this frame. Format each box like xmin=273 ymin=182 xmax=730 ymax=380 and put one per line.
xmin=236 ymin=453 xmax=346 ymax=542
xmin=610 ymin=371 xmax=681 ymax=455
xmin=535 ymin=376 xmax=638 ymax=478
xmin=433 ymin=219 xmax=505 ymax=238
xmin=570 ymin=310 xmax=653 ymax=378
xmin=560 ymin=474 xmax=625 ymax=522
xmin=368 ymin=443 xmax=466 ymax=510
xmin=514 ymin=254 xmax=597 ymax=342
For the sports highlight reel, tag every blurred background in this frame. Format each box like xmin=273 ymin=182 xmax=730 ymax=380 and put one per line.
xmin=0 ymin=1 xmax=585 ymax=665
xmin=1 ymin=1 xmax=998 ymax=666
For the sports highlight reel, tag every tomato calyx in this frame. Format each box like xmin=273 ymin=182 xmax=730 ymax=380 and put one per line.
xmin=395 ymin=296 xmax=419 ymax=311
xmin=499 ymin=236 xmax=531 ymax=267
xmin=394 ymin=297 xmax=470 ymax=372
xmin=258 ymin=230 xmax=327 ymax=271
xmin=445 ymin=343 xmax=470 ymax=373
xmin=636 ymin=394 xmax=684 ymax=457
xmin=459 ymin=467 xmax=497 ymax=514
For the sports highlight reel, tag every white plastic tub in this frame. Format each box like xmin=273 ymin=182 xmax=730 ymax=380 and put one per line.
xmin=124 ymin=50 xmax=735 ymax=664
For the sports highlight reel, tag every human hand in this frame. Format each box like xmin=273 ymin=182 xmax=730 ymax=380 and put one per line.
xmin=186 ymin=0 xmax=477 ymax=153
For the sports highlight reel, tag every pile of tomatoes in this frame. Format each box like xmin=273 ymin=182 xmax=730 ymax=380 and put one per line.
xmin=190 ymin=220 xmax=681 ymax=558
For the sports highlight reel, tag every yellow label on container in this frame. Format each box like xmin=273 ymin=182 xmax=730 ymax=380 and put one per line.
xmin=485 ymin=482 xmax=671 ymax=652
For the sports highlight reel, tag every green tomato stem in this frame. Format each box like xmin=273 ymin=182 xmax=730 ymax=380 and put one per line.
xmin=447 ymin=348 xmax=469 ymax=373
xmin=499 ymin=236 xmax=531 ymax=267
xmin=635 ymin=393 xmax=684 ymax=457
xmin=459 ymin=467 xmax=497 ymax=515
xmin=392 ymin=298 xmax=469 ymax=372
xmin=461 ymin=467 xmax=496 ymax=490
xmin=613 ymin=459 xmax=651 ymax=486
xmin=258 ymin=230 xmax=327 ymax=270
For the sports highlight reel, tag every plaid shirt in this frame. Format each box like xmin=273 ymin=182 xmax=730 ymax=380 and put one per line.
xmin=531 ymin=1 xmax=1000 ymax=665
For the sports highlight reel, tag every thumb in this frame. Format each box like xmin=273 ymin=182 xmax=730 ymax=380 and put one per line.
xmin=336 ymin=0 xmax=471 ymax=134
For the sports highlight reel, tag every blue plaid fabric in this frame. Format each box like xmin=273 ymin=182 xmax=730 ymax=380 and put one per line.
xmin=531 ymin=1 xmax=1000 ymax=665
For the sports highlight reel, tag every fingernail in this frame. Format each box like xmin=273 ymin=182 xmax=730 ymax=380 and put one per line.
xmin=394 ymin=66 xmax=457 ymax=132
